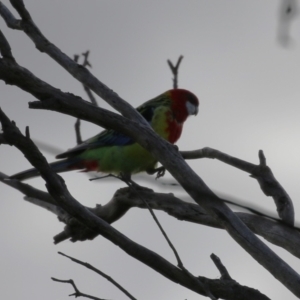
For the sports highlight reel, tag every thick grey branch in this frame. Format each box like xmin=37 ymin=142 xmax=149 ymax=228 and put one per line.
xmin=181 ymin=147 xmax=294 ymax=226
xmin=56 ymin=187 xmax=300 ymax=259
xmin=2 ymin=0 xmax=148 ymax=126
xmin=0 ymin=2 xmax=21 ymax=29
xmin=199 ymin=254 xmax=269 ymax=300
xmin=1 ymin=170 xmax=299 ymax=260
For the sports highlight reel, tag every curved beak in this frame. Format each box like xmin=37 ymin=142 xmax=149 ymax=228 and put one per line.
xmin=194 ymin=106 xmax=199 ymax=116
xmin=186 ymin=101 xmax=199 ymax=116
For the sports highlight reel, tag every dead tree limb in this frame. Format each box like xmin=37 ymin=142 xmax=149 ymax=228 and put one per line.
xmin=181 ymin=147 xmax=294 ymax=226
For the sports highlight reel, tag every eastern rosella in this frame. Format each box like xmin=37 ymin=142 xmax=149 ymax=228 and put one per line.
xmin=10 ymin=89 xmax=199 ymax=181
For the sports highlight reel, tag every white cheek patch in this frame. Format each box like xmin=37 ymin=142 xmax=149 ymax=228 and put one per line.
xmin=186 ymin=101 xmax=198 ymax=116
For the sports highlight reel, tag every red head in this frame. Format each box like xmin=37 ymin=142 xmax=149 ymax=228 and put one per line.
xmin=169 ymin=89 xmax=199 ymax=123
xmin=163 ymin=89 xmax=199 ymax=144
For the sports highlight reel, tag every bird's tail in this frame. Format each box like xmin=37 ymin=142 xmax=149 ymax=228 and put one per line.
xmin=10 ymin=158 xmax=82 ymax=181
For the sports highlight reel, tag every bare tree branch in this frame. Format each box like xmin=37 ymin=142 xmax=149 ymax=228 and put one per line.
xmin=0 ymin=133 xmax=9 ymax=144
xmin=73 ymin=51 xmax=98 ymax=144
xmin=180 ymin=147 xmax=294 ymax=226
xmin=0 ymin=2 xmax=21 ymax=30
xmin=81 ymin=50 xmax=92 ymax=68
xmin=0 ymin=30 xmax=15 ymax=60
xmin=58 ymin=252 xmax=137 ymax=300
xmin=55 ymin=187 xmax=300 ymax=259
xmin=51 ymin=278 xmax=106 ymax=300
xmin=74 ymin=118 xmax=82 ymax=145
xmin=73 ymin=51 xmax=97 ymax=106
xmin=204 ymin=253 xmax=269 ymax=300
xmin=122 ymin=181 xmax=218 ymax=299
xmin=0 ymin=0 xmax=148 ymax=125
xmin=211 ymin=254 xmax=232 ymax=281
xmin=0 ymin=109 xmax=270 ymax=300
xmin=167 ymin=55 xmax=184 ymax=89
xmin=123 ymin=178 xmax=186 ymax=270
xmin=2 ymin=170 xmax=299 ymax=261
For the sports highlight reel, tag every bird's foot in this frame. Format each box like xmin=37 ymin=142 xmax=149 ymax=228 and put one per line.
xmin=147 ymin=166 xmax=166 ymax=179
xmin=155 ymin=166 xmax=166 ymax=179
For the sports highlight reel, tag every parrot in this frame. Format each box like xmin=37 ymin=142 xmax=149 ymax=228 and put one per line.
xmin=10 ymin=89 xmax=199 ymax=181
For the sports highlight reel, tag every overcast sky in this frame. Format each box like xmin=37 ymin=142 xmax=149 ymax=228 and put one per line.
xmin=1 ymin=1 xmax=300 ymax=299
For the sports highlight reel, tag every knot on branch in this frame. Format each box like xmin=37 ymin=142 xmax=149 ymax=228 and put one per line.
xmin=54 ymin=187 xmax=142 ymax=244
xmin=54 ymin=216 xmax=98 ymax=244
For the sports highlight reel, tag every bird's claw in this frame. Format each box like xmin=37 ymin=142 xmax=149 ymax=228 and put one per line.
xmin=155 ymin=166 xmax=166 ymax=179
xmin=146 ymin=166 xmax=166 ymax=179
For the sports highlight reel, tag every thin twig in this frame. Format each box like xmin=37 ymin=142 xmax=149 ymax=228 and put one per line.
xmin=120 ymin=177 xmax=217 ymax=300
xmin=123 ymin=177 xmax=185 ymax=269
xmin=167 ymin=55 xmax=184 ymax=89
xmin=73 ymin=51 xmax=97 ymax=144
xmin=74 ymin=51 xmax=97 ymax=106
xmin=82 ymin=50 xmax=92 ymax=68
xmin=74 ymin=118 xmax=82 ymax=144
xmin=58 ymin=252 xmax=137 ymax=300
xmin=210 ymin=254 xmax=232 ymax=280
xmin=51 ymin=278 xmax=106 ymax=300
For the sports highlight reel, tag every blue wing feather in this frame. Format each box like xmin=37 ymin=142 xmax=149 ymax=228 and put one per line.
xmin=56 ymin=98 xmax=163 ymax=159
xmin=56 ymin=130 xmax=134 ymax=158
xmin=91 ymin=130 xmax=134 ymax=147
